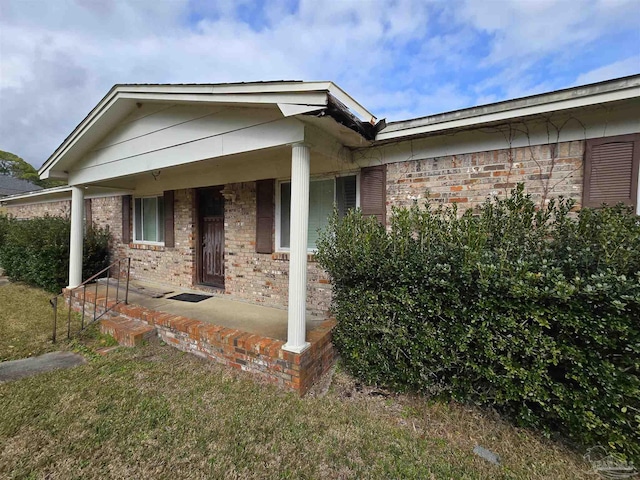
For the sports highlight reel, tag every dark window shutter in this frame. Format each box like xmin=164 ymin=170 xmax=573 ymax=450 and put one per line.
xmin=360 ymin=165 xmax=386 ymax=223
xmin=164 ymin=190 xmax=175 ymax=247
xmin=84 ymin=199 xmax=92 ymax=227
xmin=122 ymin=195 xmax=132 ymax=244
xmin=583 ymin=134 xmax=640 ymax=208
xmin=256 ymin=179 xmax=275 ymax=254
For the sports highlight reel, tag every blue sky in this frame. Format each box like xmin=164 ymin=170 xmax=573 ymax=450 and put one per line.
xmin=1 ymin=0 xmax=639 ymax=167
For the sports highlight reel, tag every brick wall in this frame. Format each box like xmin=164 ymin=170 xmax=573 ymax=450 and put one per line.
xmin=91 ymin=196 xmax=122 ymax=255
xmin=66 ymin=288 xmax=337 ymax=395
xmin=386 ymin=140 xmax=584 ymax=214
xmin=95 ymin=189 xmax=197 ymax=288
xmin=90 ymin=183 xmax=332 ymax=317
xmin=224 ymin=182 xmax=332 ymax=318
xmin=4 ymin=199 xmax=70 ymax=219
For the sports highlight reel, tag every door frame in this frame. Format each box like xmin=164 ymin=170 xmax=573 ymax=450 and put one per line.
xmin=195 ymin=186 xmax=225 ymax=289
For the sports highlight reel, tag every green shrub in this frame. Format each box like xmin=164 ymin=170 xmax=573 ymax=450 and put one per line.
xmin=0 ymin=212 xmax=10 ymax=252
xmin=83 ymin=225 xmax=112 ymax=281
xmin=0 ymin=215 xmax=111 ymax=293
xmin=316 ymin=184 xmax=640 ymax=463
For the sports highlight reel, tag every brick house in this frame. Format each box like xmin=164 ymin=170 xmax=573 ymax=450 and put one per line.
xmin=2 ymin=76 xmax=639 ymax=389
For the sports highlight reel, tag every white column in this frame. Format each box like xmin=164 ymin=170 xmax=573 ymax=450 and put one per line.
xmin=68 ymin=185 xmax=84 ymax=288
xmin=283 ymin=143 xmax=311 ymax=353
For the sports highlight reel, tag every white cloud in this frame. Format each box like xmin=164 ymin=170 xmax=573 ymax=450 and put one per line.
xmin=459 ymin=0 xmax=638 ymax=65
xmin=0 ymin=0 xmax=637 ymax=167
xmin=573 ymin=56 xmax=640 ymax=85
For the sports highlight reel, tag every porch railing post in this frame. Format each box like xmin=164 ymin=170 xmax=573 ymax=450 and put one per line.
xmin=125 ymin=257 xmax=131 ymax=305
xmin=105 ymin=266 xmax=110 ymax=312
xmin=115 ymin=259 xmax=120 ymax=305
xmin=51 ymin=296 xmax=58 ymax=343
xmin=81 ymin=285 xmax=86 ymax=330
xmin=67 ymin=291 xmax=72 ymax=340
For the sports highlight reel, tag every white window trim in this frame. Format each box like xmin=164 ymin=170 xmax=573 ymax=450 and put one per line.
xmin=133 ymin=195 xmax=165 ymax=246
xmin=275 ymin=172 xmax=360 ymax=253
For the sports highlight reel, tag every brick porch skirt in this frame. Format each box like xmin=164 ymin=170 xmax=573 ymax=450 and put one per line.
xmin=64 ymin=289 xmax=337 ymax=396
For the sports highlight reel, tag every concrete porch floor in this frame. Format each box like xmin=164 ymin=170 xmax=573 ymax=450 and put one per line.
xmin=90 ymin=280 xmax=325 ymax=342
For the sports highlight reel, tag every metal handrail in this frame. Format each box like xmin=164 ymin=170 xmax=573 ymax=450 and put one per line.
xmin=50 ymin=257 xmax=131 ymax=343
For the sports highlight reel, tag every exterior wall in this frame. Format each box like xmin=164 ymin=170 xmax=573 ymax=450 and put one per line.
xmin=91 ymin=196 xmax=123 ymax=255
xmin=3 ymin=140 xmax=586 ymax=319
xmin=94 ymin=189 xmax=197 ymax=288
xmin=224 ymin=181 xmax=332 ymax=318
xmin=386 ymin=140 xmax=584 ymax=214
xmin=89 ymin=183 xmax=333 ymax=318
xmin=4 ymin=199 xmax=70 ymax=219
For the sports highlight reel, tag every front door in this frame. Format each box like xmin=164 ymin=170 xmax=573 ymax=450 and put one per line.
xmin=198 ymin=187 xmax=225 ymax=288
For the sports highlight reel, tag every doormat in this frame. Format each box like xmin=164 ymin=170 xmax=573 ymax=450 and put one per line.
xmin=167 ymin=293 xmax=213 ymax=303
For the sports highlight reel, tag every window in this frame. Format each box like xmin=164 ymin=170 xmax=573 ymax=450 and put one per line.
xmin=278 ymin=175 xmax=357 ymax=250
xmin=134 ymin=196 xmax=165 ymax=243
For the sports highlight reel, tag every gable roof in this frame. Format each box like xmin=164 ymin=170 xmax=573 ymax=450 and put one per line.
xmin=37 ymin=75 xmax=640 ymax=181
xmin=38 ymin=81 xmax=377 ymax=180
xmin=0 ymin=175 xmax=42 ymax=197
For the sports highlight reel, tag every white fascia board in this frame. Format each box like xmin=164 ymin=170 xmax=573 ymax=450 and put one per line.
xmin=1 ymin=187 xmax=133 ymax=206
xmin=327 ymin=82 xmax=377 ymax=123
xmin=117 ymin=91 xmax=328 ymax=106
xmin=377 ymin=87 xmax=640 ymax=141
xmin=0 ymin=186 xmax=72 ymax=204
xmin=119 ymin=82 xmax=333 ymax=95
xmin=39 ymin=89 xmax=122 ymax=178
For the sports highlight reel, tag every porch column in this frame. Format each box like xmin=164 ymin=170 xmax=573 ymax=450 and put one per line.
xmin=68 ymin=185 xmax=84 ymax=288
xmin=283 ymin=143 xmax=311 ymax=353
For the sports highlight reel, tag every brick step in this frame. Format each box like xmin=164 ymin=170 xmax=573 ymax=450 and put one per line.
xmin=100 ymin=316 xmax=157 ymax=347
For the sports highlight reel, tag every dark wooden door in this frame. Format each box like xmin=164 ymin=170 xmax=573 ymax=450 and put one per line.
xmin=202 ymin=216 xmax=224 ymax=287
xmin=198 ymin=187 xmax=225 ymax=288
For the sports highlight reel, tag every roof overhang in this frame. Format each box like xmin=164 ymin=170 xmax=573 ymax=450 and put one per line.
xmin=376 ymin=74 xmax=640 ymax=142
xmin=0 ymin=185 xmax=134 ymax=206
xmin=38 ymin=81 xmax=377 ymax=180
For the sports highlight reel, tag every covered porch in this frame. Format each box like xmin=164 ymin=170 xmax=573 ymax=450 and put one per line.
xmin=67 ymin=280 xmax=336 ymax=394
xmin=40 ymin=82 xmax=379 ymax=391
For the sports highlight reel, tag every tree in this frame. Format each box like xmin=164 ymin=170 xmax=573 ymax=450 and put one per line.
xmin=0 ymin=150 xmax=65 ymax=188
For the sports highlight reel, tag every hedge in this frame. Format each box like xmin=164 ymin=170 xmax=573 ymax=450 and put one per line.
xmin=316 ymin=184 xmax=640 ymax=463
xmin=0 ymin=214 xmax=111 ymax=293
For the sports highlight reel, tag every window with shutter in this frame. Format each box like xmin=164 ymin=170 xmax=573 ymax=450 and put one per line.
xmin=133 ymin=195 xmax=165 ymax=244
xmin=583 ymin=134 xmax=640 ymax=209
xmin=276 ymin=174 xmax=358 ymax=251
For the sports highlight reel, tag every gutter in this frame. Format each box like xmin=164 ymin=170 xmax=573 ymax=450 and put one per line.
xmin=0 ymin=185 xmax=134 ymax=205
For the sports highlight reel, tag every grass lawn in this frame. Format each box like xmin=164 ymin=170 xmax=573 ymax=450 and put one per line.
xmin=0 ymin=283 xmax=88 ymax=361
xmin=0 ymin=282 xmax=592 ymax=479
